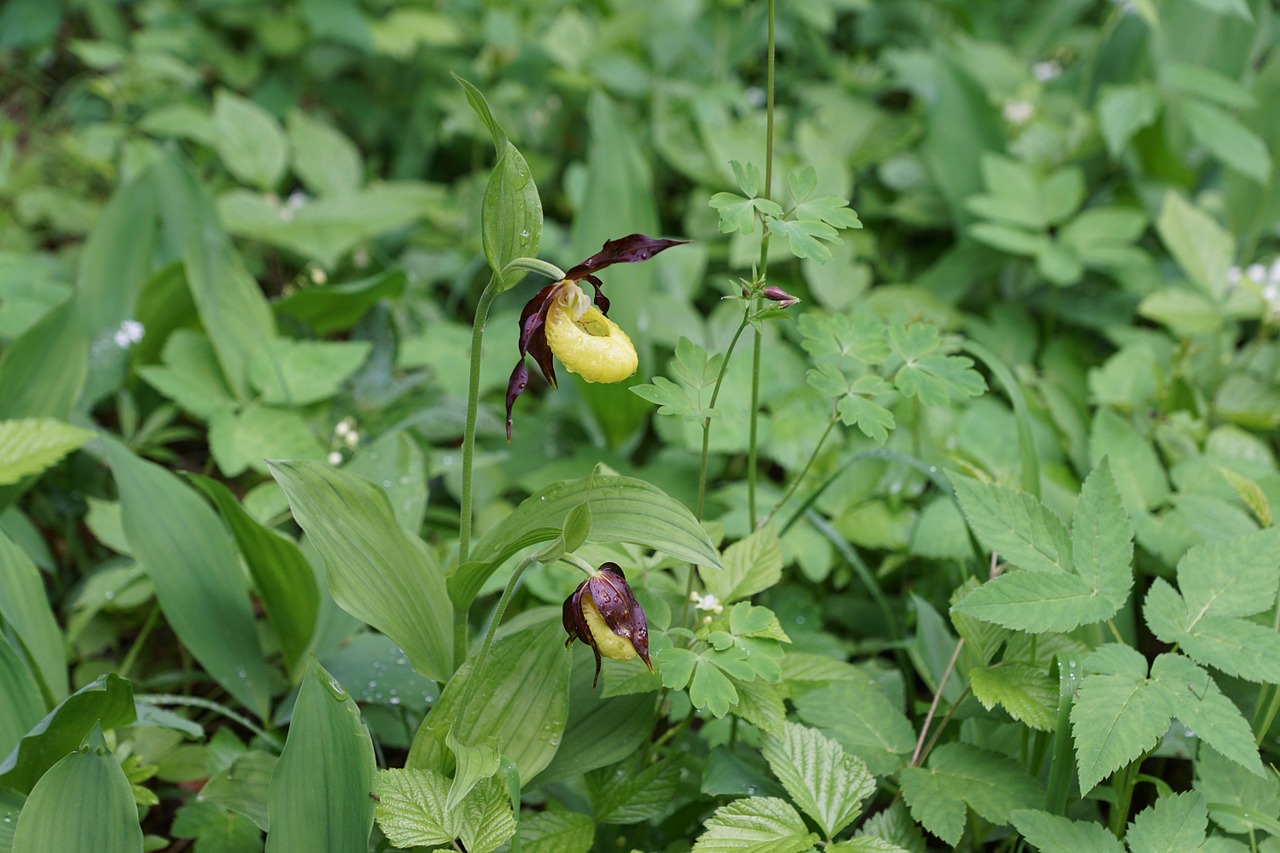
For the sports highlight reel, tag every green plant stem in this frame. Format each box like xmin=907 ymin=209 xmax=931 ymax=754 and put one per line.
xmin=910 ymin=638 xmax=965 ymax=766
xmin=455 ymin=273 xmax=501 ymax=668
xmin=118 ymin=603 xmax=160 ymax=680
xmin=682 ymin=303 xmax=754 ymax=627
xmin=1109 ymin=760 xmax=1141 ymax=837
xmin=1252 ymin=597 xmax=1280 ymax=743
xmin=747 ymin=0 xmax=776 ymax=530
xmin=761 ymin=414 xmax=838 ymax=528
xmin=136 ymin=693 xmax=282 ymax=750
xmin=558 ymin=552 xmax=597 ymax=577
xmin=454 ymin=554 xmax=537 ymax=728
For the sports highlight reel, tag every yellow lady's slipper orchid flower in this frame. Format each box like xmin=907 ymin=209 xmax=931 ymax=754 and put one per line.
xmin=505 ymin=233 xmax=687 ymax=439
xmin=562 ymin=562 xmax=652 ymax=688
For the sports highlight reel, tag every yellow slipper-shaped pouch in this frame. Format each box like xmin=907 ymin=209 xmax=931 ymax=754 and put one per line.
xmin=543 ymin=285 xmax=638 ymax=384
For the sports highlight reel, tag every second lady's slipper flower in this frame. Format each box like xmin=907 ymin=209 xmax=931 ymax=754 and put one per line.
xmin=506 ymin=233 xmax=687 ymax=439
xmin=563 ymin=562 xmax=652 ymax=688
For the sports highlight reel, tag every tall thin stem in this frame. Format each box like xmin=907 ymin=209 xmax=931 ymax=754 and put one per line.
xmin=761 ymin=415 xmax=838 ymax=529
xmin=454 ymin=554 xmax=537 ymax=728
xmin=683 ymin=304 xmax=754 ymax=626
xmin=455 ymin=273 xmax=501 ymax=668
xmin=747 ymin=0 xmax=777 ymax=528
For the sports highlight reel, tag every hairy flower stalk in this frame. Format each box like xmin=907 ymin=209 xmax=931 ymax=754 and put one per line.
xmin=506 ymin=233 xmax=687 ymax=439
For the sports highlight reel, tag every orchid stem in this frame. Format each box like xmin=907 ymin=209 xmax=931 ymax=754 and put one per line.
xmin=761 ymin=415 xmax=838 ymax=528
xmin=559 ymin=553 xmax=597 ymax=577
xmin=456 ymin=273 xmax=501 ymax=669
xmin=455 ymin=554 xmax=537 ymax=729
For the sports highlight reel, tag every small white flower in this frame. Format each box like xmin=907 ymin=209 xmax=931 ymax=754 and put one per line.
xmin=113 ymin=319 xmax=145 ymax=349
xmin=327 ymin=451 xmax=343 ymax=466
xmin=692 ymin=593 xmax=722 ymax=612
xmin=344 ymin=430 xmax=359 ymax=448
xmin=1247 ymin=263 xmax=1267 ymax=282
xmin=334 ymin=419 xmax=352 ymax=438
xmin=309 ymin=266 xmax=328 ymax=285
xmin=1032 ymin=60 xmax=1062 ymax=82
xmin=354 ymin=248 xmax=370 ymax=269
xmin=745 ymin=86 xmax=766 ymax=108
xmin=1002 ymin=99 xmax=1034 ymax=125
xmin=1269 ymin=258 xmax=1280 ymax=284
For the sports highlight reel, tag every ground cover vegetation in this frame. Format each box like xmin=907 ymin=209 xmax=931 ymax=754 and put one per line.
xmin=1 ymin=0 xmax=1279 ymax=849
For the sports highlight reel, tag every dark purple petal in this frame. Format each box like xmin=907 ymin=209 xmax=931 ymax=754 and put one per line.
xmin=505 ymin=361 xmax=529 ymax=442
xmin=564 ymin=234 xmax=689 ymax=282
xmin=518 ymin=284 xmax=558 ymax=357
xmin=525 ymin=326 xmax=558 ymax=391
xmin=584 ymin=274 xmax=610 ymax=315
xmin=588 ymin=563 xmax=651 ymax=671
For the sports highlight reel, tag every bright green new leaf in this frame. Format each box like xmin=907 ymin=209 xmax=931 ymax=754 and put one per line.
xmin=270 ymin=460 xmax=453 ymax=682
xmin=445 ymin=728 xmax=499 ymax=812
xmin=456 ymin=775 xmax=517 ymax=853
xmin=265 ymin=660 xmax=375 ymax=853
xmin=483 ymin=141 xmax=543 ymax=291
xmin=107 ymin=442 xmax=271 ymax=718
xmin=0 ymin=419 xmax=93 ymax=486
xmin=898 ymin=743 xmax=1040 ymax=847
xmin=213 ymin=89 xmax=288 ymax=190
xmin=656 ymin=645 xmax=755 ymax=717
xmin=692 ymin=796 xmax=819 ymax=853
xmin=11 ymin=738 xmax=143 ymax=853
xmin=795 ymin=681 xmax=915 ymax=776
xmin=1071 ymin=458 xmax=1134 ymax=605
xmin=710 ymin=191 xmax=762 ymax=234
xmin=0 ymin=531 xmax=67 ymax=702
xmin=455 ymin=468 xmax=721 ymax=609
xmin=701 ymin=526 xmax=783 ymax=603
xmin=969 ymin=663 xmax=1057 ymax=731
xmin=1176 ymin=527 xmax=1280 ymax=620
xmin=762 ymin=721 xmax=875 ymax=839
xmin=1009 ymin=809 xmax=1125 ymax=853
xmin=1126 ymin=790 xmax=1209 ymax=853
xmin=767 ymin=216 xmax=840 ymax=263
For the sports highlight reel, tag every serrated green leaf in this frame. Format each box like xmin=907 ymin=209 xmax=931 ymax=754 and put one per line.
xmin=799 ymin=312 xmax=890 ymax=365
xmin=0 ymin=419 xmax=93 ymax=486
xmin=731 ymin=677 xmax=787 ymax=735
xmin=374 ymin=767 xmax=452 ymax=847
xmin=702 ymin=526 xmax=783 ymax=603
xmin=1194 ymin=745 xmax=1280 ymax=836
xmin=265 ymin=660 xmax=375 ymax=853
xmin=1144 ymin=573 xmax=1280 ymax=684
xmin=948 ymin=473 xmax=1073 ymax=574
xmin=692 ymin=796 xmax=818 ymax=853
xmin=949 ymin=579 xmax=1010 ymax=665
xmin=518 ymin=810 xmax=595 ymax=853
xmin=829 ymin=838 xmax=911 ymax=853
xmin=1151 ymin=653 xmax=1265 ymax=778
xmin=1177 ymin=528 xmax=1280 ymax=620
xmin=795 ymin=681 xmax=915 ymax=776
xmin=1071 ymin=645 xmax=1171 ymax=792
xmin=951 ymin=571 xmax=1113 ymax=633
xmin=969 ymin=664 xmax=1057 ymax=731
xmin=762 ymin=721 xmax=875 ymax=838
xmin=1071 ymin=458 xmax=1134 ymax=608
xmin=855 ymin=800 xmax=925 ymax=853
xmin=1009 ymin=809 xmax=1125 ymax=853
xmin=1126 ymin=790 xmax=1209 ymax=853
xmin=898 ymin=743 xmax=1040 ymax=846
xmin=589 ymin=760 xmax=680 ymax=824
xmin=456 ymin=775 xmax=516 ymax=853
xmin=270 ymin=460 xmax=453 ymax=682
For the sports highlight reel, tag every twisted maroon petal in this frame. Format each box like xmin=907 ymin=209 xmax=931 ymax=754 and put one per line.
xmin=563 ymin=234 xmax=689 ymax=282
xmin=505 ymin=361 xmax=529 ymax=443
